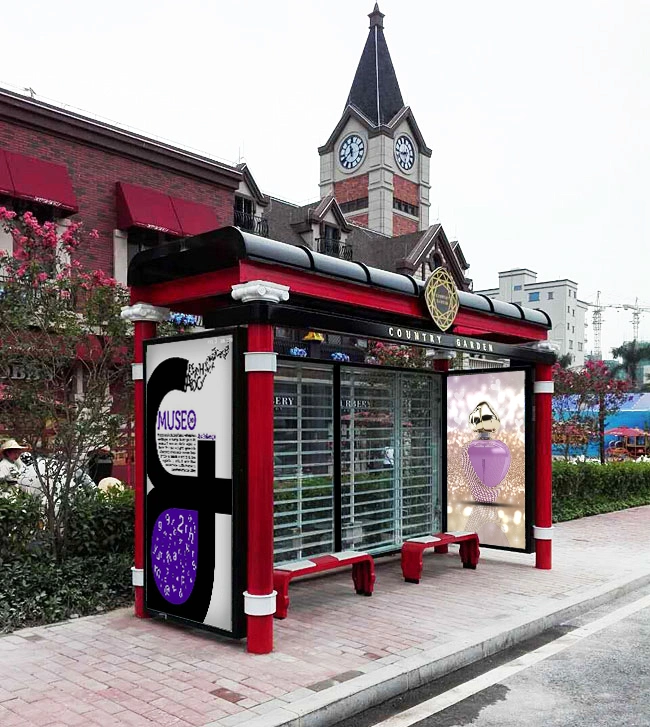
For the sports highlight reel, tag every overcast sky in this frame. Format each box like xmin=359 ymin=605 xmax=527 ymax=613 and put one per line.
xmin=3 ymin=0 xmax=649 ymax=357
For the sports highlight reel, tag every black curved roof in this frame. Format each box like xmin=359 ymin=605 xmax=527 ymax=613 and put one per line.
xmin=128 ymin=226 xmax=551 ymax=329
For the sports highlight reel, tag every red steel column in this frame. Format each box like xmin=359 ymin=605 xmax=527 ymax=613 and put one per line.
xmin=132 ymin=319 xmax=156 ymax=617
xmin=430 ymin=350 xmax=455 ymax=372
xmin=245 ymin=323 xmax=276 ymax=653
xmin=534 ymin=363 xmax=554 ymax=569
xmin=121 ymin=302 xmax=169 ymax=618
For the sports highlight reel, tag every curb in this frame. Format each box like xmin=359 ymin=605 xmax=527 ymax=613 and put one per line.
xmin=211 ymin=570 xmax=650 ymax=727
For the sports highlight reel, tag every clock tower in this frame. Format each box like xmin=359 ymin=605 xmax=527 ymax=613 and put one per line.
xmin=319 ymin=4 xmax=431 ymax=237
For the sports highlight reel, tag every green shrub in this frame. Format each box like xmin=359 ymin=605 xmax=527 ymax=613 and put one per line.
xmin=553 ymin=461 xmax=650 ymax=522
xmin=0 ymin=486 xmax=47 ymax=559
xmin=66 ymin=487 xmax=135 ymax=557
xmin=0 ymin=554 xmax=133 ymax=633
xmin=0 ymin=486 xmax=135 ymax=632
xmin=0 ymin=486 xmax=134 ymax=561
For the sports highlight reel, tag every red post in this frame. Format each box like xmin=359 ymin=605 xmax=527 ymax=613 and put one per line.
xmin=133 ymin=319 xmax=156 ymax=617
xmin=122 ymin=301 xmax=168 ymax=618
xmin=534 ymin=363 xmax=554 ymax=569
xmin=431 ymin=350 xmax=454 ymax=372
xmin=245 ymin=324 xmax=276 ymax=653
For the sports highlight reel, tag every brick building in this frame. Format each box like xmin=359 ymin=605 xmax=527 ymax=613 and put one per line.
xmin=0 ymin=88 xmax=241 ymax=284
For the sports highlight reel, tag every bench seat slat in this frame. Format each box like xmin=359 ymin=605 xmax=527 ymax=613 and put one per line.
xmin=273 ymin=551 xmax=375 ymax=619
xmin=401 ymin=531 xmax=480 ymax=583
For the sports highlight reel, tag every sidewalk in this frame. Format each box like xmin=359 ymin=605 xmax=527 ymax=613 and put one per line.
xmin=2 ymin=505 xmax=650 ymax=727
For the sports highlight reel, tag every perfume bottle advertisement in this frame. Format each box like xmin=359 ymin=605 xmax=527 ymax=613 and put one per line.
xmin=447 ymin=370 xmax=526 ymax=549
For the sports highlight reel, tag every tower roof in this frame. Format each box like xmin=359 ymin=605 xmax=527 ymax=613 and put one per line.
xmin=346 ymin=4 xmax=405 ymax=127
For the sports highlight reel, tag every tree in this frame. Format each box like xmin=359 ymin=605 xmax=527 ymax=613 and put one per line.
xmin=611 ymin=340 xmax=650 ymax=389
xmin=587 ymin=360 xmax=633 ymax=463
xmin=552 ymin=363 xmax=595 ymax=460
xmin=555 ymin=353 xmax=573 ymax=369
xmin=552 ymin=360 xmax=632 ymax=463
xmin=0 ymin=208 xmax=132 ymax=561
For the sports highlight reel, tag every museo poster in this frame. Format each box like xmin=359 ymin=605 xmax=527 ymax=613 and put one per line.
xmin=447 ymin=370 xmax=526 ymax=550
xmin=145 ymin=334 xmax=234 ymax=631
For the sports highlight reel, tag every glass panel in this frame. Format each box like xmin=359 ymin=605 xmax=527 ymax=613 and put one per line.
xmin=340 ymin=368 xmax=441 ymax=553
xmin=400 ymin=372 xmax=441 ymax=540
xmin=340 ymin=369 xmax=397 ymax=551
xmin=273 ymin=362 xmax=334 ymax=563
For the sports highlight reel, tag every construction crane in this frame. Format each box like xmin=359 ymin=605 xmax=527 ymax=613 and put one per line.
xmin=585 ymin=294 xmax=650 ymax=359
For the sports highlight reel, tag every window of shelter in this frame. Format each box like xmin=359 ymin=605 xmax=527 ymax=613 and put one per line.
xmin=272 ymin=330 xmax=443 ymax=562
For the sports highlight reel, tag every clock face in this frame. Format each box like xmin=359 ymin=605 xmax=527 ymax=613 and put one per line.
xmin=395 ymin=135 xmax=415 ymax=171
xmin=339 ymin=134 xmax=366 ymax=170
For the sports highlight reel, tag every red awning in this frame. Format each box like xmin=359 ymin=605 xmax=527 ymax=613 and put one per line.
xmin=116 ymin=182 xmax=183 ymax=236
xmin=0 ymin=151 xmax=14 ymax=197
xmin=170 ymin=196 xmax=219 ymax=236
xmin=4 ymin=151 xmax=78 ymax=212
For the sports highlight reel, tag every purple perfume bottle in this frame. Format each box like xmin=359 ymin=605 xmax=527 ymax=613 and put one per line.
xmin=461 ymin=401 xmax=511 ymax=503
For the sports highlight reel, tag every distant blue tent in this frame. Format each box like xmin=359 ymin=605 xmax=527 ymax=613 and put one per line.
xmin=552 ymin=393 xmax=650 ymax=457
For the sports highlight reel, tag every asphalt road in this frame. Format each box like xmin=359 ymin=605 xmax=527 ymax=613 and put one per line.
xmin=333 ymin=585 xmax=650 ymax=727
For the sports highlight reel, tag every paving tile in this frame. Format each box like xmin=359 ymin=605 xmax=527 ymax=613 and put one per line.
xmin=1 ymin=507 xmax=649 ymax=727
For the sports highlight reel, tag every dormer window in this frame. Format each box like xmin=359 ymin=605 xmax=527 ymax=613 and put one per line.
xmin=317 ymin=223 xmax=351 ymax=260
xmin=321 ymin=223 xmax=341 ymax=242
xmin=234 ymin=195 xmax=268 ymax=236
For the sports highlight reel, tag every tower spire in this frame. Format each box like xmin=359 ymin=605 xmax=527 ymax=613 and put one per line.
xmin=368 ymin=3 xmax=384 ymax=29
xmin=346 ymin=4 xmax=404 ymax=127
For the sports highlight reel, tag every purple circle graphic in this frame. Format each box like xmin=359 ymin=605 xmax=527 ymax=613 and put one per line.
xmin=151 ymin=508 xmax=198 ymax=605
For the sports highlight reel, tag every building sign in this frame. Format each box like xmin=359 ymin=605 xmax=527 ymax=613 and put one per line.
xmin=145 ymin=333 xmax=244 ymax=637
xmin=424 ymin=267 xmax=459 ymax=331
xmin=385 ymin=326 xmax=496 ymax=353
xmin=0 ymin=364 xmax=40 ymax=380
xmin=446 ymin=369 xmax=530 ymax=552
xmin=341 ymin=398 xmax=370 ymax=410
xmin=274 ymin=396 xmax=371 ymax=411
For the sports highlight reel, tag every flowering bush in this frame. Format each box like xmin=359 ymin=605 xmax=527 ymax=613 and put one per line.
xmin=366 ymin=341 xmax=431 ymax=369
xmin=330 ymin=352 xmax=350 ymax=362
xmin=552 ymin=360 xmax=632 ymax=463
xmin=289 ymin=346 xmax=308 ymax=357
xmin=0 ymin=207 xmax=131 ymax=561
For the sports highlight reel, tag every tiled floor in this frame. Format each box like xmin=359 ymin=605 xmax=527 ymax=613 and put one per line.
xmin=2 ymin=505 xmax=649 ymax=727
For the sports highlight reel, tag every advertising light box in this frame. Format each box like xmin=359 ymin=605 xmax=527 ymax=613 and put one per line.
xmin=144 ymin=332 xmax=245 ymax=637
xmin=446 ymin=369 xmax=532 ymax=552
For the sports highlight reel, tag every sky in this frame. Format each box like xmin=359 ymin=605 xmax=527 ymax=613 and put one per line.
xmin=3 ymin=0 xmax=650 ymax=358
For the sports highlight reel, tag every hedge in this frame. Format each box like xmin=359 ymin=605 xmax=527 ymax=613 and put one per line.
xmin=0 ymin=486 xmax=135 ymax=633
xmin=0 ymin=554 xmax=133 ymax=633
xmin=552 ymin=461 xmax=650 ymax=522
xmin=66 ymin=488 xmax=135 ymax=556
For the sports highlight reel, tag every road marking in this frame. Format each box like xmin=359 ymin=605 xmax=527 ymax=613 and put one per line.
xmin=372 ymin=593 xmax=650 ymax=727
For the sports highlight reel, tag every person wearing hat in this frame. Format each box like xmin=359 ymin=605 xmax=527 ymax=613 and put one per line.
xmin=0 ymin=439 xmax=29 ymax=485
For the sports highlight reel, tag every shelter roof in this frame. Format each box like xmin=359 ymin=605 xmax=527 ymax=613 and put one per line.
xmin=128 ymin=226 xmax=551 ymax=331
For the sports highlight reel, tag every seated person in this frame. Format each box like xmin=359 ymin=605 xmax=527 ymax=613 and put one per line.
xmin=0 ymin=439 xmax=29 ymax=485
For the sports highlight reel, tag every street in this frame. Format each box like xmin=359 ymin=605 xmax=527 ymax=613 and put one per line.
xmin=334 ymin=586 xmax=650 ymax=727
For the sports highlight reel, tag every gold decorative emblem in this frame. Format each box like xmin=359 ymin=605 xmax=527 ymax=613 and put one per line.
xmin=424 ymin=267 xmax=459 ymax=331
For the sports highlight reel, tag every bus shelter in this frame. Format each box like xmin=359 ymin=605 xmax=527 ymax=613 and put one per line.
xmin=122 ymin=226 xmax=555 ymax=654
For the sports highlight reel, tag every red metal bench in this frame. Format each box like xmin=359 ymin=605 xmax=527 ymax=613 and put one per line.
xmin=401 ymin=531 xmax=480 ymax=583
xmin=273 ymin=551 xmax=375 ymax=619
